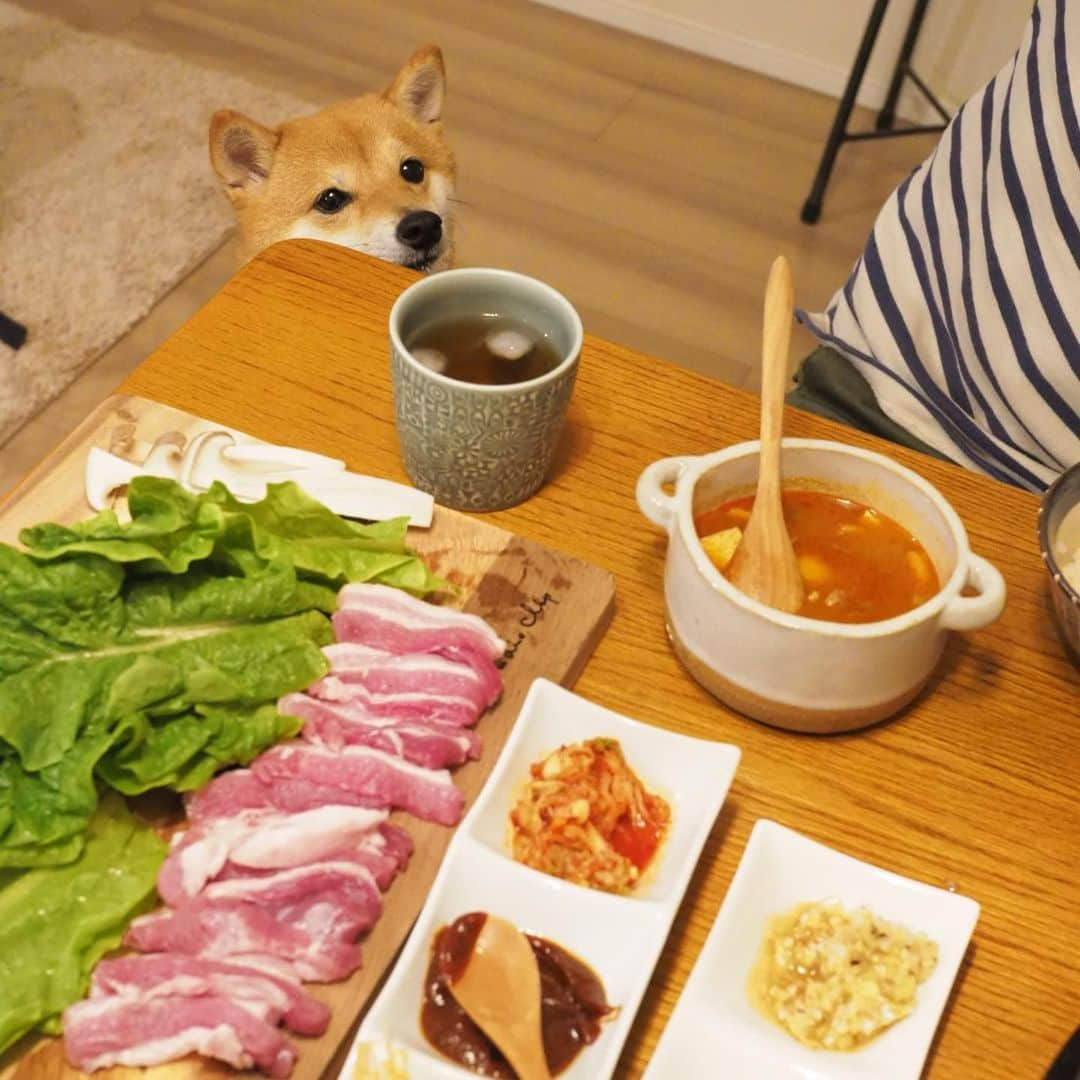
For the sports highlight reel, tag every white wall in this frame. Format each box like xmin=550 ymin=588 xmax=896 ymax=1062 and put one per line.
xmin=535 ymin=0 xmax=1032 ymax=118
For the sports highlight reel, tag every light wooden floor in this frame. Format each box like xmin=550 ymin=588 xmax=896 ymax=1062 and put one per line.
xmin=2 ymin=0 xmax=939 ymax=497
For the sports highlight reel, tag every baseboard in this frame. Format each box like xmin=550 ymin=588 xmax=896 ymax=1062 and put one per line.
xmin=533 ymin=0 xmax=904 ymax=111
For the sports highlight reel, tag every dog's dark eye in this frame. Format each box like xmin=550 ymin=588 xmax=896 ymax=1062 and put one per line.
xmin=313 ymin=188 xmax=351 ymax=214
xmin=400 ymin=158 xmax=425 ymax=184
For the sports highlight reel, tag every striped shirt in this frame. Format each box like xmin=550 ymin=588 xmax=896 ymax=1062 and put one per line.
xmin=798 ymin=0 xmax=1080 ymax=492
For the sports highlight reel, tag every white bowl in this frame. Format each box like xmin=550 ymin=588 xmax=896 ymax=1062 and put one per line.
xmin=1038 ymin=460 xmax=1080 ymax=663
xmin=636 ymin=439 xmax=1006 ymax=732
xmin=341 ymin=678 xmax=741 ymax=1079
xmin=644 ymin=819 xmax=980 ymax=1080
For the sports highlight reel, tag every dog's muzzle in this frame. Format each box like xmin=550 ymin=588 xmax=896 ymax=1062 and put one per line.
xmin=397 ymin=210 xmax=443 ymax=270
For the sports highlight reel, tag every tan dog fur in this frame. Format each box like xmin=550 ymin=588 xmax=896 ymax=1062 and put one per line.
xmin=209 ymin=46 xmax=456 ymax=269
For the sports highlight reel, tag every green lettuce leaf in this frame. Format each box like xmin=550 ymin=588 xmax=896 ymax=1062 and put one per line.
xmin=100 ymin=700 xmax=309 ymax=796
xmin=0 ymin=477 xmax=442 ymax=868
xmin=19 ymin=481 xmax=226 ymax=574
xmin=20 ymin=478 xmax=446 ymax=596
xmin=99 ymin=703 xmax=304 ymax=795
xmin=124 ymin=564 xmax=334 ymax=627
xmin=0 ymin=546 xmax=127 ymax=655
xmin=0 ymin=611 xmax=332 ymax=773
xmin=0 ymin=794 xmax=165 ymax=1052
xmin=198 ymin=482 xmax=443 ymax=594
xmin=0 ymin=732 xmax=115 ymax=867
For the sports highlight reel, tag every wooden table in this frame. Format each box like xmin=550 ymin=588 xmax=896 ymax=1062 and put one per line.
xmin=34 ymin=241 xmax=1080 ymax=1077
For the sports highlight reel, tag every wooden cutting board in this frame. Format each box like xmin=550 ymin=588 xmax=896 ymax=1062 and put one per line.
xmin=0 ymin=395 xmax=616 ymax=1080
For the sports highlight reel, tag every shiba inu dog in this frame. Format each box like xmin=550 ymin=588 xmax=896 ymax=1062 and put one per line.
xmin=209 ymin=45 xmax=456 ymax=270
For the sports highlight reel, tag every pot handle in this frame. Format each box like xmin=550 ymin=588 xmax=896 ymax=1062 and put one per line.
xmin=940 ymin=553 xmax=1007 ymax=631
xmin=636 ymin=456 xmax=692 ymax=532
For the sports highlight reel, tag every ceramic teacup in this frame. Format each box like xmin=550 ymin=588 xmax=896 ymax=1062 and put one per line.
xmin=636 ymin=439 xmax=1007 ymax=733
xmin=388 ymin=268 xmax=583 ymax=512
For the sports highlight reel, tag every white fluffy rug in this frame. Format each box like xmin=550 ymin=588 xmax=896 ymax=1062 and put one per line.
xmin=0 ymin=3 xmax=311 ymax=447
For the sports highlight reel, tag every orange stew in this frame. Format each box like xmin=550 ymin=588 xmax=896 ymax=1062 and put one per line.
xmin=696 ymin=490 xmax=940 ymax=624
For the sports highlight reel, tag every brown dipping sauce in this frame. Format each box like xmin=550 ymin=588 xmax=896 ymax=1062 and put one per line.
xmin=420 ymin=912 xmax=613 ymax=1077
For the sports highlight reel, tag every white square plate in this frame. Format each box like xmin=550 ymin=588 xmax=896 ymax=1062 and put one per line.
xmin=644 ymin=819 xmax=980 ymax=1080
xmin=339 ymin=677 xmax=741 ymax=1079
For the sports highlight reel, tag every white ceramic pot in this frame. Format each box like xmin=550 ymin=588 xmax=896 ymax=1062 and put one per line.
xmin=636 ymin=439 xmax=1007 ymax=732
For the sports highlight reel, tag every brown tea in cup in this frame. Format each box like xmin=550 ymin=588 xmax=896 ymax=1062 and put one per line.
xmin=405 ymin=313 xmax=562 ymax=386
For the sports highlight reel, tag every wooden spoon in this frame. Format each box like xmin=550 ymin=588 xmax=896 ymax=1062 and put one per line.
xmin=727 ymin=255 xmax=805 ymax=613
xmin=449 ymin=914 xmax=552 ymax=1080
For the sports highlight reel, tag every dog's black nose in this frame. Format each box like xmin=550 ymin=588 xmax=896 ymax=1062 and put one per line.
xmin=396 ymin=210 xmax=442 ymax=251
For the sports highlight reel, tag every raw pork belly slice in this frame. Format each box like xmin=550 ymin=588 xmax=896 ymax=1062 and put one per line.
xmin=214 ymin=822 xmax=412 ymax=893
xmin=322 ymin=642 xmax=501 ymax=710
xmin=202 ymin=861 xmax=383 ymax=941
xmin=158 ymin=804 xmax=388 ymax=906
xmin=304 ymin=675 xmax=481 ymax=726
xmin=157 ymin=811 xmax=259 ymax=908
xmin=261 ymin=778 xmax=388 ymax=816
xmin=280 ymin=692 xmax=481 ymax=768
xmin=313 ymin=822 xmax=412 ymax=890
xmin=70 ymin=584 xmax=508 ymax=1080
xmin=125 ymin=900 xmax=362 ymax=983
xmin=333 ymin=582 xmax=506 ymax=661
xmin=252 ymin=742 xmax=465 ymax=826
xmin=229 ymin=805 xmax=388 ymax=869
xmin=184 ymin=773 xmax=412 ymax=886
xmin=90 ymin=954 xmax=330 ymax=1036
xmin=361 ymin=821 xmax=413 ymax=886
xmin=433 ymin=643 xmax=504 ymax=707
xmin=63 ymin=994 xmax=297 ymax=1077
xmin=185 ymin=769 xmax=276 ymax=823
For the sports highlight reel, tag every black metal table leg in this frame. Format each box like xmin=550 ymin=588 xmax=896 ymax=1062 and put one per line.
xmin=877 ymin=0 xmax=935 ymax=130
xmin=801 ymin=0 xmax=949 ymax=225
xmin=801 ymin=0 xmax=893 ymax=224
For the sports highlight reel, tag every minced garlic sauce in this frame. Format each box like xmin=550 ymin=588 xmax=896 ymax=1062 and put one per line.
xmin=747 ymin=899 xmax=938 ymax=1051
xmin=351 ymin=1042 xmax=410 ymax=1079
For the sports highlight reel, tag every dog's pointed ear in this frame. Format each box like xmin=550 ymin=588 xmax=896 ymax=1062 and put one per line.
xmin=384 ymin=45 xmax=445 ymax=123
xmin=209 ymin=110 xmax=280 ymax=190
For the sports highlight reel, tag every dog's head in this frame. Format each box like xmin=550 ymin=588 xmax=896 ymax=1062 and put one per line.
xmin=209 ymin=45 xmax=456 ymax=270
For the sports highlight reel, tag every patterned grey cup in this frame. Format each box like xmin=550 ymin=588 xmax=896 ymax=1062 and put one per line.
xmin=388 ymin=268 xmax=583 ymax=512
